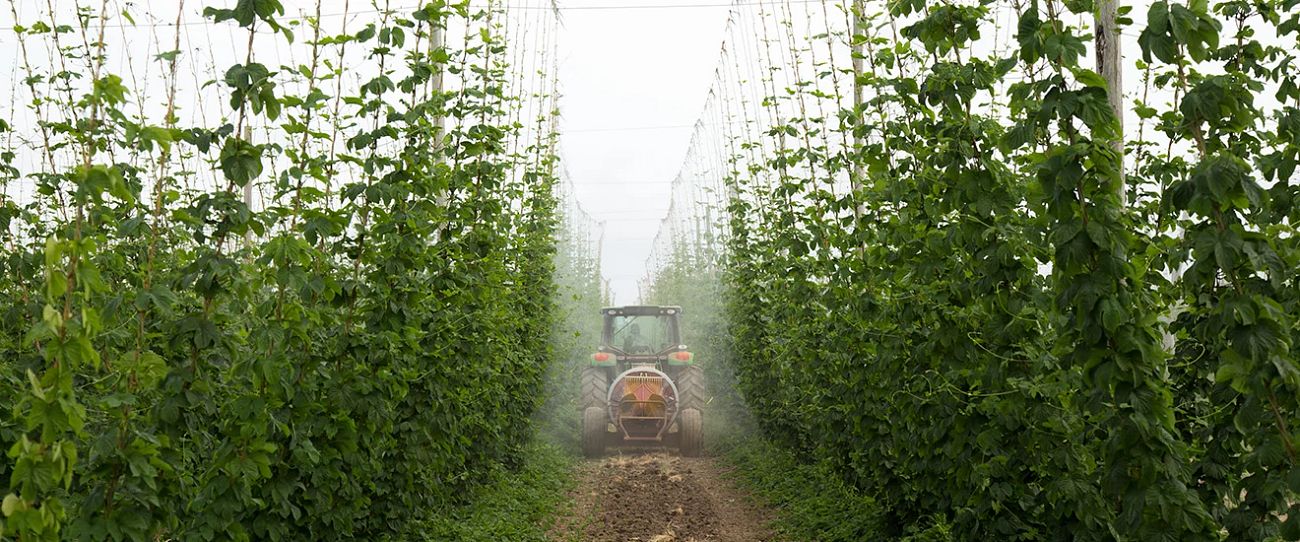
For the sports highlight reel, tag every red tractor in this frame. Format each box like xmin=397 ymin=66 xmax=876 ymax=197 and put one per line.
xmin=580 ymin=306 xmax=705 ymax=458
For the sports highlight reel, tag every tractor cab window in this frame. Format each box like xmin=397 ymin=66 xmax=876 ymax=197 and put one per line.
xmin=610 ymin=315 xmax=672 ymax=354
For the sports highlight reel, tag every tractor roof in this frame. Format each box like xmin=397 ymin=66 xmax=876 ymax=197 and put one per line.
xmin=601 ymin=306 xmax=683 ymax=316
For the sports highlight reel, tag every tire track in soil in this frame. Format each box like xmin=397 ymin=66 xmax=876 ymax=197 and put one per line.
xmin=551 ymin=453 xmax=775 ymax=542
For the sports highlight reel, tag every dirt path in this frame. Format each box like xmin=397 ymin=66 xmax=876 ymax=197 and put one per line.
xmin=551 ymin=453 xmax=776 ymax=542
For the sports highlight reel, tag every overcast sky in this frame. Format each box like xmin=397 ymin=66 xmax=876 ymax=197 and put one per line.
xmin=555 ymin=2 xmax=732 ymax=305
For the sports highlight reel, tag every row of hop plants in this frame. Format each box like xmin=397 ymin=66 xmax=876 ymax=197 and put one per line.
xmin=0 ymin=0 xmax=565 ymax=540
xmin=640 ymin=187 xmax=741 ymax=421
xmin=648 ymin=0 xmax=1300 ymax=539
xmin=536 ymin=178 xmax=607 ymax=449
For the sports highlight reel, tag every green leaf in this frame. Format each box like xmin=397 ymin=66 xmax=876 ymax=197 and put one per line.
xmin=1071 ymin=67 xmax=1109 ymax=89
xmin=357 ymin=24 xmax=376 ymax=42
xmin=1 ymin=494 xmax=22 ymax=517
xmin=219 ymin=137 xmax=264 ymax=185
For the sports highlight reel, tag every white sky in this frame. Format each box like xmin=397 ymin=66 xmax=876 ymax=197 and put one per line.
xmin=554 ymin=2 xmax=732 ymax=304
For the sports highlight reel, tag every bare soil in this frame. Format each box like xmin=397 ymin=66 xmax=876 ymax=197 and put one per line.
xmin=551 ymin=452 xmax=776 ymax=542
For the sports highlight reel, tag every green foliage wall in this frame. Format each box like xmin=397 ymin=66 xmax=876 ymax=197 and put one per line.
xmin=648 ymin=0 xmax=1300 ymax=539
xmin=0 ymin=1 xmax=564 ymax=539
xmin=537 ymin=180 xmax=606 ymax=449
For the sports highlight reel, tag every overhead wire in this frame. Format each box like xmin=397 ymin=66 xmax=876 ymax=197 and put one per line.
xmin=0 ymin=0 xmax=828 ymax=31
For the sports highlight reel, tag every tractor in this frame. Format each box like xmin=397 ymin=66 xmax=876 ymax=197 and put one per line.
xmin=580 ymin=305 xmax=705 ymax=458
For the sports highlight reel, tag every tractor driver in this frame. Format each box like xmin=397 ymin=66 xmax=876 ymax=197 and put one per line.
xmin=623 ymin=323 xmax=649 ymax=353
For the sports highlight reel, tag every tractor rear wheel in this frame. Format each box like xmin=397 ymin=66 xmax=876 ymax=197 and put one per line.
xmin=679 ymin=408 xmax=703 ymax=457
xmin=581 ymin=366 xmax=608 ymax=409
xmin=582 ymin=406 xmax=607 ymax=458
xmin=676 ymin=365 xmax=706 ymax=411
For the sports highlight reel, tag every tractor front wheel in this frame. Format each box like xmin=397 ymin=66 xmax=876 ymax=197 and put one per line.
xmin=679 ymin=408 xmax=703 ymax=457
xmin=582 ymin=406 xmax=607 ymax=458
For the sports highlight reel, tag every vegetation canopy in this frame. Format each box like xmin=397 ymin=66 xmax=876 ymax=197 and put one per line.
xmin=0 ymin=0 xmax=582 ymax=539
xmin=642 ymin=0 xmax=1300 ymax=539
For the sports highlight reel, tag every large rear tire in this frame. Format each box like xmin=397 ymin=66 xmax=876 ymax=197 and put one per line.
xmin=679 ymin=408 xmax=703 ymax=457
xmin=582 ymin=406 xmax=607 ymax=458
xmin=580 ymin=366 xmax=609 ymax=409
xmin=675 ymin=364 xmax=706 ymax=411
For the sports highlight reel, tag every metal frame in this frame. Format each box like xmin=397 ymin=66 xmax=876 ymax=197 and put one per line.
xmin=606 ymin=366 xmax=680 ymax=443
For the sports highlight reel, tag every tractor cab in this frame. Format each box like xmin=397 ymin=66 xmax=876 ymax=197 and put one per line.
xmin=595 ymin=306 xmax=691 ymax=370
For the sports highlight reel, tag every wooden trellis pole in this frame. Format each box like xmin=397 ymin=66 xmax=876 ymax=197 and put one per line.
xmin=1095 ymin=0 xmax=1125 ymax=196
